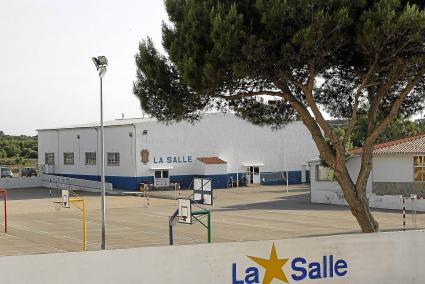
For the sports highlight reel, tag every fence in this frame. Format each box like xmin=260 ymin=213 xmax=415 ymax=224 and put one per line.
xmin=40 ymin=174 xmax=113 ymax=192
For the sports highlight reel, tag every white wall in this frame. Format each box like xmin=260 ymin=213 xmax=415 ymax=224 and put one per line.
xmin=38 ymin=113 xmax=319 ymax=181
xmin=136 ymin=113 xmax=319 ymax=177
xmin=372 ymin=155 xmax=413 ymax=182
xmin=0 ymin=177 xmax=41 ymax=189
xmin=0 ymin=231 xmax=425 ymax=283
xmin=38 ymin=130 xmax=58 ymax=173
xmin=310 ymin=156 xmax=372 ymax=194
xmin=39 ymin=125 xmax=136 ymax=177
xmin=58 ymin=127 xmax=98 ymax=176
xmin=310 ymin=156 xmax=425 ymax=211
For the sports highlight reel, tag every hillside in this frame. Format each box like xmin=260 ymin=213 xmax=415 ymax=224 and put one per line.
xmin=0 ymin=131 xmax=37 ymax=166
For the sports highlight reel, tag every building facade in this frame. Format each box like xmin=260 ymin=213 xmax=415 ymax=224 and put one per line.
xmin=310 ymin=133 xmax=425 ymax=210
xmin=38 ymin=113 xmax=319 ymax=190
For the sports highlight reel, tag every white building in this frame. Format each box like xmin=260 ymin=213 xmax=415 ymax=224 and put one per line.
xmin=310 ymin=133 xmax=425 ymax=210
xmin=37 ymin=113 xmax=319 ymax=190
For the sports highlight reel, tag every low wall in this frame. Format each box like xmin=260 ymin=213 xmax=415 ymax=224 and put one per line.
xmin=0 ymin=231 xmax=424 ymax=283
xmin=0 ymin=177 xmax=41 ymax=189
xmin=373 ymin=182 xmax=425 ymax=195
xmin=311 ymin=189 xmax=425 ymax=211
xmin=40 ymin=174 xmax=113 ymax=192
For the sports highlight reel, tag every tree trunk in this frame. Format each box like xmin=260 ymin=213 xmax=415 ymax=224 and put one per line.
xmin=337 ymin=174 xmax=379 ymax=233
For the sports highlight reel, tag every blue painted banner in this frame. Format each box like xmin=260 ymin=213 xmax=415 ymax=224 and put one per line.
xmin=54 ymin=170 xmax=306 ymax=191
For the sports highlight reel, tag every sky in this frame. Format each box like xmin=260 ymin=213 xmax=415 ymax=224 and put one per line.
xmin=0 ymin=0 xmax=167 ymax=136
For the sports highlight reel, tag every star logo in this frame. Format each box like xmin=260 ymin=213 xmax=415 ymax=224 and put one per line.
xmin=248 ymin=243 xmax=289 ymax=284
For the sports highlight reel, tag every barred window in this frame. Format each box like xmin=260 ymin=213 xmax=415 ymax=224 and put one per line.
xmin=64 ymin=152 xmax=74 ymax=165
xmin=45 ymin=153 xmax=55 ymax=165
xmin=316 ymin=165 xmax=335 ymax=181
xmin=85 ymin=152 xmax=96 ymax=165
xmin=107 ymin=152 xmax=120 ymax=166
xmin=414 ymin=156 xmax=425 ymax=182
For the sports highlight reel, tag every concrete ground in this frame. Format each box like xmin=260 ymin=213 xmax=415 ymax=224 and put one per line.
xmin=0 ymin=184 xmax=422 ymax=256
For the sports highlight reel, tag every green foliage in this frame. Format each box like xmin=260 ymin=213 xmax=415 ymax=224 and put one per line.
xmin=134 ymin=0 xmax=425 ymax=128
xmin=352 ymin=113 xmax=425 ymax=147
xmin=14 ymin=156 xmax=27 ymax=166
xmin=415 ymin=118 xmax=425 ymax=131
xmin=0 ymin=132 xmax=37 ymax=160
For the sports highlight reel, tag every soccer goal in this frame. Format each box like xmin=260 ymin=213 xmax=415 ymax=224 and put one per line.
xmin=400 ymin=194 xmax=425 ymax=231
xmin=260 ymin=171 xmax=289 ymax=192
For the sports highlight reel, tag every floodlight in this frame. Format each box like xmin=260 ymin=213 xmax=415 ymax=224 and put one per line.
xmin=92 ymin=57 xmax=99 ymax=70
xmin=91 ymin=55 xmax=108 ymax=250
xmin=97 ymin=56 xmax=108 ymax=66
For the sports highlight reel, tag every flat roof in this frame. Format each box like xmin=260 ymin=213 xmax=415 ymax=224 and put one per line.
xmin=36 ymin=117 xmax=156 ymax=131
xmin=36 ymin=112 xmax=238 ymax=132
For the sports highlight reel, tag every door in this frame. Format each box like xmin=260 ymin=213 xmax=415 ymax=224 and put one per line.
xmin=252 ymin=167 xmax=260 ymax=184
xmin=247 ymin=167 xmax=253 ymax=184
xmin=246 ymin=166 xmax=260 ymax=184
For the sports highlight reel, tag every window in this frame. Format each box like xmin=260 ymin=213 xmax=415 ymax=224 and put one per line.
xmin=45 ymin=153 xmax=55 ymax=165
xmin=85 ymin=152 xmax=96 ymax=165
xmin=414 ymin=156 xmax=425 ymax=182
xmin=107 ymin=152 xmax=120 ymax=166
xmin=64 ymin=152 xmax=74 ymax=165
xmin=155 ymin=170 xmax=168 ymax=179
xmin=316 ymin=165 xmax=335 ymax=181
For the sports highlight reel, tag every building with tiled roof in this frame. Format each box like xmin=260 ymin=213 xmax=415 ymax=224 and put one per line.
xmin=310 ymin=133 xmax=425 ymax=211
xmin=351 ymin=132 xmax=425 ymax=155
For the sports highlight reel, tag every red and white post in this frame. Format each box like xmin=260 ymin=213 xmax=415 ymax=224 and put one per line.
xmin=0 ymin=188 xmax=7 ymax=233
xmin=400 ymin=194 xmax=425 ymax=231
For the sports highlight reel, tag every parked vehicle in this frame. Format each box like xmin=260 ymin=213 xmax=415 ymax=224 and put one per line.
xmin=0 ymin=167 xmax=13 ymax=178
xmin=21 ymin=167 xmax=38 ymax=177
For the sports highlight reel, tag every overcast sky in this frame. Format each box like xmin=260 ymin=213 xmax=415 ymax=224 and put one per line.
xmin=1 ymin=0 xmax=167 ymax=136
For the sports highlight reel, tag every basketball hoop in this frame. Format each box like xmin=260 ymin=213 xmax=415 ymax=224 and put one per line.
xmin=53 ymin=201 xmax=66 ymax=211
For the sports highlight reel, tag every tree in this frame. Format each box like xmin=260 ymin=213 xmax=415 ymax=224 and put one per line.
xmin=134 ymin=0 xmax=425 ymax=232
xmin=14 ymin=156 xmax=27 ymax=166
xmin=416 ymin=117 xmax=425 ymax=131
xmin=352 ymin=112 xmax=420 ymax=147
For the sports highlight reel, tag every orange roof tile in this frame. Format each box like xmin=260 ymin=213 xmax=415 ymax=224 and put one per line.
xmin=197 ymin=157 xmax=227 ymax=164
xmin=352 ymin=132 xmax=425 ymax=155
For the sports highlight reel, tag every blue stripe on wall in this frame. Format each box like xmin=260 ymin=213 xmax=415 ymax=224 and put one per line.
xmin=260 ymin=171 xmax=302 ymax=185
xmin=54 ymin=170 xmax=308 ymax=191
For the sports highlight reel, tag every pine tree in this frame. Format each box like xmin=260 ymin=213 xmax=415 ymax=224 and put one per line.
xmin=134 ymin=0 xmax=425 ymax=232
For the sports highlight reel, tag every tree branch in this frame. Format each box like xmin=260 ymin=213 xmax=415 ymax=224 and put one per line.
xmin=355 ymin=67 xmax=425 ymax=193
xmin=302 ymin=65 xmax=340 ymax=148
xmin=344 ymin=59 xmax=378 ymax=146
xmin=273 ymin=82 xmax=337 ymax=168
xmin=215 ymin=91 xmax=281 ymax=100
xmin=367 ymin=68 xmax=425 ymax=143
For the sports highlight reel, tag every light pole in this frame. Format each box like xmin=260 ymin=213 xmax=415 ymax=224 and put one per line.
xmin=92 ymin=56 xmax=108 ymax=250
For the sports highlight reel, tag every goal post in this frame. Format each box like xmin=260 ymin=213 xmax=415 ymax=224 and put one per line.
xmin=260 ymin=171 xmax=289 ymax=192
xmin=0 ymin=188 xmax=7 ymax=233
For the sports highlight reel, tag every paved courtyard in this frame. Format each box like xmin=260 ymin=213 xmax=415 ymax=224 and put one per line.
xmin=0 ymin=185 xmax=421 ymax=256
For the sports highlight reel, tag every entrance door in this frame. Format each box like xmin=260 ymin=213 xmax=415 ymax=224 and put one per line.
xmin=252 ymin=167 xmax=260 ymax=184
xmin=154 ymin=170 xmax=170 ymax=186
xmin=247 ymin=166 xmax=260 ymax=184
